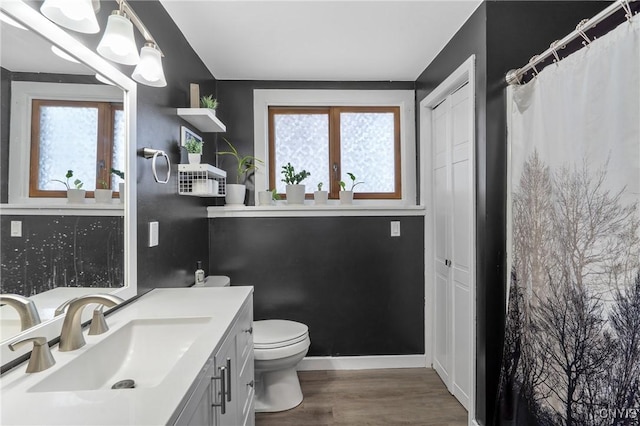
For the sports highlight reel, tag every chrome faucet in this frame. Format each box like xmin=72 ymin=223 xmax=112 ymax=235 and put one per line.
xmin=59 ymin=294 xmax=123 ymax=352
xmin=0 ymin=294 xmax=41 ymax=331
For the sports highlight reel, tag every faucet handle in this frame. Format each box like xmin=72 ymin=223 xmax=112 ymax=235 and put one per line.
xmin=9 ymin=336 xmax=56 ymax=373
xmin=54 ymin=297 xmax=79 ymax=316
xmin=88 ymin=305 xmax=109 ymax=335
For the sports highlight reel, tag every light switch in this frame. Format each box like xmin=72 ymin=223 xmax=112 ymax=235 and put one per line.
xmin=390 ymin=221 xmax=401 ymax=237
xmin=10 ymin=221 xmax=22 ymax=237
xmin=148 ymin=221 xmax=159 ymax=247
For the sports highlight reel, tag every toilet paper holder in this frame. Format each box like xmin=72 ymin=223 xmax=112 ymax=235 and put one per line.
xmin=142 ymin=148 xmax=171 ymax=184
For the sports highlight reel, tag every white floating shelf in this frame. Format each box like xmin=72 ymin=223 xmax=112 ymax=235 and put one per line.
xmin=177 ymin=108 xmax=226 ymax=133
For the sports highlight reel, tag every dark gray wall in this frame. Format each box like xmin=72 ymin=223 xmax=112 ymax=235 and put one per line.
xmin=210 ymin=216 xmax=425 ymax=356
xmin=415 ymin=2 xmax=610 ymax=424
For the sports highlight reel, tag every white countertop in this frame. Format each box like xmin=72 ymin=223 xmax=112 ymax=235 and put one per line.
xmin=0 ymin=286 xmax=253 ymax=425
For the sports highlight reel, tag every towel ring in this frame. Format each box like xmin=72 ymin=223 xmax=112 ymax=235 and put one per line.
xmin=142 ymin=148 xmax=171 ymax=184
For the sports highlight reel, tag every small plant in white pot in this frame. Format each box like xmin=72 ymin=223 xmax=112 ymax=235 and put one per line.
xmin=281 ymin=162 xmax=310 ymax=205
xmin=258 ymin=188 xmax=279 ymax=206
xmin=185 ymin=136 xmax=204 ymax=164
xmin=314 ymin=182 xmax=328 ymax=205
xmin=51 ymin=170 xmax=85 ymax=203
xmin=94 ymin=179 xmax=113 ymax=204
xmin=339 ymin=172 xmax=364 ymax=205
xmin=217 ymin=138 xmax=263 ymax=206
xmin=111 ymin=168 xmax=125 ymax=203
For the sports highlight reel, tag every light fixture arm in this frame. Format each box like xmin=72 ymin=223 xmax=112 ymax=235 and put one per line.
xmin=116 ymin=0 xmax=164 ymax=57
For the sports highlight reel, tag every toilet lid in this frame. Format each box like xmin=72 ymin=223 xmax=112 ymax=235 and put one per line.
xmin=253 ymin=320 xmax=309 ymax=349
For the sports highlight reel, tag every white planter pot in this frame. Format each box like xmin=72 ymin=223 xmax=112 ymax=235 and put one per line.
xmin=118 ymin=182 xmax=125 ymax=203
xmin=67 ymin=188 xmax=86 ymax=204
xmin=314 ymin=190 xmax=328 ymax=205
xmin=94 ymin=189 xmax=113 ymax=204
xmin=286 ymin=184 xmax=306 ymax=205
xmin=226 ymin=184 xmax=246 ymax=205
xmin=188 ymin=153 xmax=201 ymax=164
xmin=339 ymin=191 xmax=353 ymax=205
xmin=258 ymin=191 xmax=273 ymax=206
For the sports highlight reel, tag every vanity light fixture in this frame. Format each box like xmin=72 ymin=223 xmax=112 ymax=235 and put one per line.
xmin=98 ymin=0 xmax=166 ymax=87
xmin=40 ymin=0 xmax=100 ymax=34
xmin=132 ymin=42 xmax=167 ymax=87
xmin=97 ymin=9 xmax=139 ymax=65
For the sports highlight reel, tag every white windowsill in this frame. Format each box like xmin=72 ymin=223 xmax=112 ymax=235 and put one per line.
xmin=1 ymin=202 xmax=124 ymax=216
xmin=207 ymin=203 xmax=426 ymax=218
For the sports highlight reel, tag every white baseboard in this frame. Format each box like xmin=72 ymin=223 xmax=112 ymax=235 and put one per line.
xmin=298 ymin=354 xmax=427 ymax=371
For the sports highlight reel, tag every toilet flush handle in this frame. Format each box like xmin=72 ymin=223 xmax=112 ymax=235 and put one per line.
xmin=243 ymin=326 xmax=253 ymax=334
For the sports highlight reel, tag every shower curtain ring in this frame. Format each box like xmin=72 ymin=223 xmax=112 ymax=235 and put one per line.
xmin=550 ymin=40 xmax=562 ymax=64
xmin=576 ymin=19 xmax=592 ymax=46
xmin=529 ymin=55 xmax=540 ymax=77
xmin=619 ymin=0 xmax=633 ymax=22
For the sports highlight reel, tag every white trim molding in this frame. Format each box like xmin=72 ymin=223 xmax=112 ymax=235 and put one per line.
xmin=207 ymin=204 xmax=425 ymax=218
xmin=298 ymin=355 xmax=427 ymax=371
xmin=252 ymin=89 xmax=417 ymax=207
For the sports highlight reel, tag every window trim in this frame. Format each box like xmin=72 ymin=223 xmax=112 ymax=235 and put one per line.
xmin=254 ymin=89 xmax=416 ymax=207
xmin=8 ymin=81 xmax=123 ymax=204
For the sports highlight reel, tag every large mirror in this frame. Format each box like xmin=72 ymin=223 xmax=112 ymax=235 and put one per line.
xmin=0 ymin=1 xmax=137 ymax=366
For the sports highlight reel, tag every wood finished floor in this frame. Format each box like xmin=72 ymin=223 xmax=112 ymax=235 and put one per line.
xmin=255 ymin=368 xmax=467 ymax=426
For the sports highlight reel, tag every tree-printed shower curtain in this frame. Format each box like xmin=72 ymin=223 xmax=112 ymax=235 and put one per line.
xmin=499 ymin=16 xmax=640 ymax=426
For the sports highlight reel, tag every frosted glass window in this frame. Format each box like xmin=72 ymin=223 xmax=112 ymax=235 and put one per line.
xmin=273 ymin=113 xmax=329 ymax=194
xmin=38 ymin=106 xmax=98 ymax=191
xmin=269 ymin=106 xmax=400 ymax=199
xmin=30 ymin=100 xmax=124 ymax=198
xmin=111 ymin=109 xmax=125 ymax=190
xmin=340 ymin=112 xmax=396 ymax=193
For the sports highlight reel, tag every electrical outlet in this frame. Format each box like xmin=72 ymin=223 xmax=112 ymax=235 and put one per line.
xmin=148 ymin=221 xmax=159 ymax=247
xmin=390 ymin=221 xmax=401 ymax=237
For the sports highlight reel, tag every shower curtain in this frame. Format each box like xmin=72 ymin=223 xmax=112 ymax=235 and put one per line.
xmin=499 ymin=16 xmax=640 ymax=426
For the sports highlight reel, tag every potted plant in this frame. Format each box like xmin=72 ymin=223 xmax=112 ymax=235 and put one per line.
xmin=200 ymin=94 xmax=218 ymax=111
xmin=314 ymin=182 xmax=328 ymax=205
xmin=339 ymin=172 xmax=364 ymax=205
xmin=217 ymin=138 xmax=263 ymax=205
xmin=94 ymin=179 xmax=113 ymax=204
xmin=281 ymin=162 xmax=310 ymax=205
xmin=258 ymin=188 xmax=279 ymax=206
xmin=185 ymin=135 xmax=204 ymax=164
xmin=111 ymin=168 xmax=125 ymax=203
xmin=51 ymin=170 xmax=85 ymax=203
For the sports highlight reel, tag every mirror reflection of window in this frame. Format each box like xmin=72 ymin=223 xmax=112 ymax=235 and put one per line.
xmin=29 ymin=99 xmax=124 ymax=197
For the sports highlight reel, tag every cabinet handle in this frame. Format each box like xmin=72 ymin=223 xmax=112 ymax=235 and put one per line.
xmin=212 ymin=366 xmax=227 ymax=415
xmin=226 ymin=358 xmax=232 ymax=402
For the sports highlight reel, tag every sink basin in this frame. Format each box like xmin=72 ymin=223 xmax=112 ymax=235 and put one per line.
xmin=29 ymin=317 xmax=212 ymax=393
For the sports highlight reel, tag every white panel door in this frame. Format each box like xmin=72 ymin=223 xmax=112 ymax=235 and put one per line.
xmin=432 ymin=99 xmax=451 ymax=387
xmin=431 ymin=82 xmax=472 ymax=411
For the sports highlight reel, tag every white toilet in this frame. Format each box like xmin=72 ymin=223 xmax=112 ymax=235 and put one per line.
xmin=253 ymin=319 xmax=311 ymax=412
xmin=194 ymin=276 xmax=311 ymax=412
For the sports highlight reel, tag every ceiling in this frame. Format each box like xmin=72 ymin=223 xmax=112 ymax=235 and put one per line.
xmin=159 ymin=0 xmax=482 ymax=81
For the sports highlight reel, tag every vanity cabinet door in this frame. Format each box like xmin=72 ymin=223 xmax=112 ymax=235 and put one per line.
xmin=215 ymin=333 xmax=238 ymax=426
xmin=174 ymin=359 xmax=216 ymax=426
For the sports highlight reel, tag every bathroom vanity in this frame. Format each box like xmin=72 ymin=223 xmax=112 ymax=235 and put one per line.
xmin=0 ymin=287 xmax=254 ymax=426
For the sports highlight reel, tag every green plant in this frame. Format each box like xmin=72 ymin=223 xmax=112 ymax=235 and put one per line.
xmin=270 ymin=188 xmax=280 ymax=201
xmin=200 ymin=95 xmax=218 ymax=110
xmin=217 ymin=138 xmax=263 ymax=184
xmin=111 ymin=168 xmax=124 ymax=180
xmin=339 ymin=172 xmax=364 ymax=191
xmin=98 ymin=179 xmax=109 ymax=189
xmin=317 ymin=182 xmax=324 ymax=191
xmin=281 ymin=162 xmax=311 ymax=185
xmin=185 ymin=136 xmax=204 ymax=154
xmin=51 ymin=170 xmax=83 ymax=190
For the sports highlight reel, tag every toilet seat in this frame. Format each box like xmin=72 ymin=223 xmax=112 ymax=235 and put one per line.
xmin=254 ymin=320 xmax=309 ymax=350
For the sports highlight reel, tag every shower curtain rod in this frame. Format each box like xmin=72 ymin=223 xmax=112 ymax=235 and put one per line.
xmin=505 ymin=0 xmax=637 ymax=85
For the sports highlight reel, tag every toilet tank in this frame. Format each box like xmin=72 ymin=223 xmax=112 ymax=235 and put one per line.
xmin=194 ymin=276 xmax=231 ymax=287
